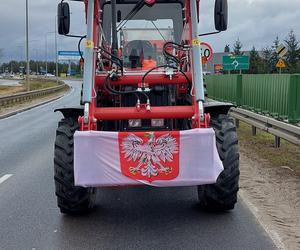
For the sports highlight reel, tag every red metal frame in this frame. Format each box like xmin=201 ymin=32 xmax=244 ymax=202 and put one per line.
xmin=80 ymin=0 xmax=209 ymax=131
xmin=95 ymin=73 xmax=192 ymax=86
xmin=94 ymin=106 xmax=195 ymax=120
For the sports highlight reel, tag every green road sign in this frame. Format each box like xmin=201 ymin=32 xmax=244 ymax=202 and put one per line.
xmin=222 ymin=55 xmax=249 ymax=70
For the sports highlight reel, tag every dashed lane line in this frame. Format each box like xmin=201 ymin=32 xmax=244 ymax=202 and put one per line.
xmin=0 ymin=174 xmax=13 ymax=185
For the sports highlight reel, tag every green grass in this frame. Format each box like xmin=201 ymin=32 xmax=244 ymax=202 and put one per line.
xmin=0 ymin=78 xmax=62 ymax=96
xmin=21 ymin=79 xmax=61 ymax=90
xmin=237 ymin=122 xmax=300 ymax=175
xmin=0 ymin=85 xmax=24 ymax=96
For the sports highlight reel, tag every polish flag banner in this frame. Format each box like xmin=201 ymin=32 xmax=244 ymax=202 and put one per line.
xmin=74 ymin=129 xmax=223 ymax=187
xmin=119 ymin=131 xmax=180 ymax=182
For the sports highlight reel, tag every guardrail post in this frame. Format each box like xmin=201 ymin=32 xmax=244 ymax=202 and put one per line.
xmin=235 ymin=119 xmax=240 ymax=128
xmin=236 ymin=74 xmax=243 ymax=106
xmin=252 ymin=126 xmax=257 ymax=136
xmin=288 ymin=74 xmax=300 ymax=124
xmin=275 ymin=136 xmax=281 ymax=148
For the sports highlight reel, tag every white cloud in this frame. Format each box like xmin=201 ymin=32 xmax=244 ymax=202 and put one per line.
xmin=199 ymin=0 xmax=300 ymax=52
xmin=0 ymin=0 xmax=299 ymax=61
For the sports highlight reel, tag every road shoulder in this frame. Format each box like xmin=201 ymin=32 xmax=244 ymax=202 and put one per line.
xmin=239 ymin=144 xmax=300 ymax=250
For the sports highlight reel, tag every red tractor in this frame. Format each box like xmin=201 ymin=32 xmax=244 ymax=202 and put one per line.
xmin=54 ymin=0 xmax=239 ymax=214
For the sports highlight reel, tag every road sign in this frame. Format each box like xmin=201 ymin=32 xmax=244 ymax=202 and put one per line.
xmin=200 ymin=42 xmax=213 ymax=63
xmin=276 ymin=58 xmax=286 ymax=68
xmin=222 ymin=55 xmax=249 ymax=70
xmin=276 ymin=44 xmax=288 ymax=58
xmin=58 ymin=51 xmax=82 ymax=61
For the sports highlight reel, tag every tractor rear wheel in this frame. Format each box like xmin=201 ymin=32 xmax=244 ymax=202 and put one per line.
xmin=198 ymin=114 xmax=240 ymax=211
xmin=54 ymin=117 xmax=97 ymax=214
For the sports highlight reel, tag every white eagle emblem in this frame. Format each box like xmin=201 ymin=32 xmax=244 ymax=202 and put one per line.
xmin=121 ymin=132 xmax=179 ymax=178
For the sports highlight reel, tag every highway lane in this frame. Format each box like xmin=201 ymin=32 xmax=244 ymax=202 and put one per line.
xmin=0 ymin=80 xmax=276 ymax=250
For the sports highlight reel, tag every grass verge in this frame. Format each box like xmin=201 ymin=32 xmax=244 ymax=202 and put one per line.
xmin=0 ymin=78 xmax=62 ymax=96
xmin=237 ymin=121 xmax=300 ymax=176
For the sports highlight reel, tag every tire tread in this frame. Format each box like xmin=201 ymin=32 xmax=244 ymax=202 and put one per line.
xmin=54 ymin=117 xmax=96 ymax=214
xmin=198 ymin=114 xmax=240 ymax=211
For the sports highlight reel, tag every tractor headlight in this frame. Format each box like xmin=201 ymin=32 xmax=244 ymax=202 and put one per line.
xmin=151 ymin=119 xmax=164 ymax=127
xmin=128 ymin=119 xmax=142 ymax=128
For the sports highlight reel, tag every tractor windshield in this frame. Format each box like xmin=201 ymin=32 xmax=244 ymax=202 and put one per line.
xmin=120 ymin=20 xmax=174 ymax=68
xmin=102 ymin=2 xmax=183 ymax=69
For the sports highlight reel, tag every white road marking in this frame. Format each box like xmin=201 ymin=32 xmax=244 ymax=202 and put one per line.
xmin=0 ymin=174 xmax=13 ymax=184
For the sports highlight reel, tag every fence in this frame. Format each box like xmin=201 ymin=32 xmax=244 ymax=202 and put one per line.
xmin=205 ymin=74 xmax=300 ymax=124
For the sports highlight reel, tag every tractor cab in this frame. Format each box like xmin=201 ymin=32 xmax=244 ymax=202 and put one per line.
xmin=101 ymin=1 xmax=184 ymax=70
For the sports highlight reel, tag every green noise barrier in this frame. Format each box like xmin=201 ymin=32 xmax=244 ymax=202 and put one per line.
xmin=205 ymin=74 xmax=300 ymax=124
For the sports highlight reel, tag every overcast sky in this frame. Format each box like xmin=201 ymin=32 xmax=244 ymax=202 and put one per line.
xmin=0 ymin=0 xmax=299 ymax=62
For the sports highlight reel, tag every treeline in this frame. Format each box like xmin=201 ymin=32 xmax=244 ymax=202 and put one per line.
xmin=0 ymin=60 xmax=81 ymax=75
xmin=225 ymin=30 xmax=299 ymax=74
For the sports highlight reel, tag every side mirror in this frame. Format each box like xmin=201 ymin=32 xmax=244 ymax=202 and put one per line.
xmin=57 ymin=2 xmax=70 ymax=35
xmin=214 ymin=0 xmax=228 ymax=31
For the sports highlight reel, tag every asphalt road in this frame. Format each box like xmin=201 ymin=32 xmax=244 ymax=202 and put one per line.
xmin=0 ymin=80 xmax=276 ymax=250
xmin=0 ymin=79 xmax=21 ymax=86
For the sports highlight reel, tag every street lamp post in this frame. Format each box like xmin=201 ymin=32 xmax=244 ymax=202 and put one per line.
xmin=25 ymin=0 xmax=30 ymax=91
xmin=55 ymin=16 xmax=58 ymax=83
xmin=45 ymin=34 xmax=48 ymax=76
xmin=45 ymin=31 xmax=56 ymax=77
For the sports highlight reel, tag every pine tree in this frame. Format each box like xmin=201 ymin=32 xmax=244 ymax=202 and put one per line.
xmin=262 ymin=47 xmax=273 ymax=73
xmin=224 ymin=44 xmax=230 ymax=53
xmin=249 ymin=46 xmax=263 ymax=74
xmin=284 ymin=30 xmax=299 ymax=73
xmin=270 ymin=36 xmax=280 ymax=73
xmin=233 ymin=39 xmax=243 ymax=56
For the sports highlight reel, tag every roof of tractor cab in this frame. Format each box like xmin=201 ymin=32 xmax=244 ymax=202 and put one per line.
xmin=70 ymin=0 xmax=185 ymax=4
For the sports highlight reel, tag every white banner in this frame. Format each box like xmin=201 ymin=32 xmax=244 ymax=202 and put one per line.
xmin=74 ymin=129 xmax=223 ymax=187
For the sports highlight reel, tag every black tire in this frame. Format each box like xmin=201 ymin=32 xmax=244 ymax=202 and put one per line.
xmin=198 ymin=114 xmax=240 ymax=211
xmin=54 ymin=117 xmax=97 ymax=214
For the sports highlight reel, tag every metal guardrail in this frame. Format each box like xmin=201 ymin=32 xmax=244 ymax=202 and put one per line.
xmin=0 ymin=84 xmax=69 ymax=108
xmin=230 ymin=107 xmax=300 ymax=147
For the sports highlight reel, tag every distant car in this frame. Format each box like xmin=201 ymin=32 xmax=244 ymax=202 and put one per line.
xmin=45 ymin=73 xmax=55 ymax=77
xmin=202 ymin=71 xmax=211 ymax=76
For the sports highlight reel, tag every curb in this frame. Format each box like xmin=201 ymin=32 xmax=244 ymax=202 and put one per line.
xmin=0 ymin=88 xmax=71 ymax=120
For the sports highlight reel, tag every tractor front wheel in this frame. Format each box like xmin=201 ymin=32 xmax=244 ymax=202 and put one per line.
xmin=198 ymin=114 xmax=240 ymax=211
xmin=54 ymin=117 xmax=97 ymax=214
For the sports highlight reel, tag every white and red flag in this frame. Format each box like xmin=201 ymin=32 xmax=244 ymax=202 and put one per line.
xmin=74 ymin=129 xmax=223 ymax=187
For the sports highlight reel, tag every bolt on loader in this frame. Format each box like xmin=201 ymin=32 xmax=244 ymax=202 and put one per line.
xmin=54 ymin=0 xmax=239 ymax=214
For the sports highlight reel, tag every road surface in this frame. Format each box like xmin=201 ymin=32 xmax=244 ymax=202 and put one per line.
xmin=0 ymin=80 xmax=276 ymax=250
xmin=0 ymin=79 xmax=21 ymax=86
